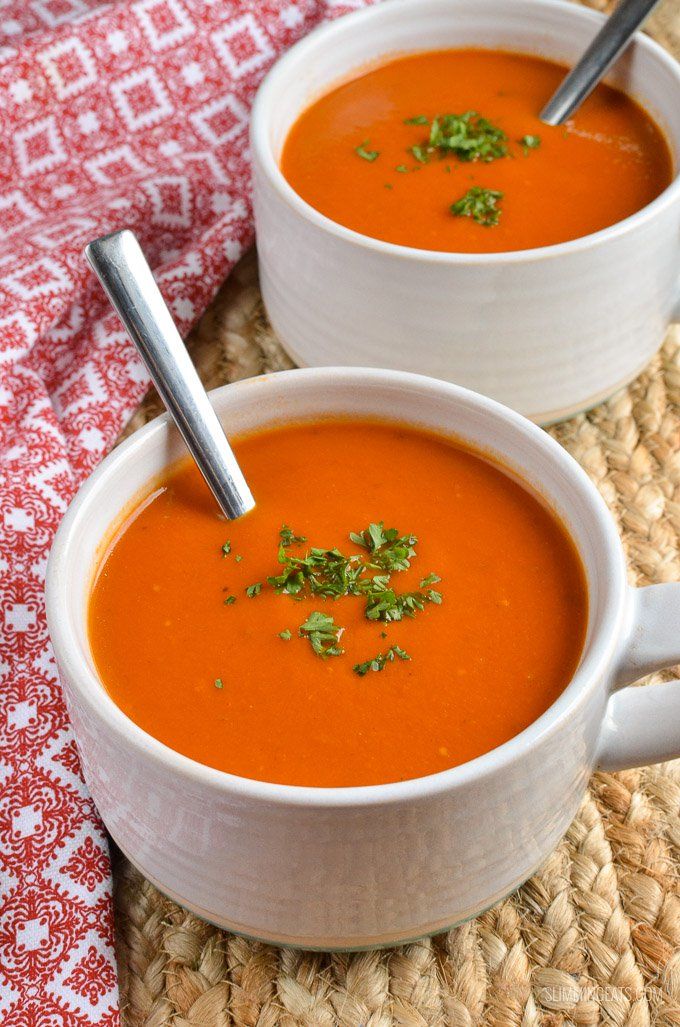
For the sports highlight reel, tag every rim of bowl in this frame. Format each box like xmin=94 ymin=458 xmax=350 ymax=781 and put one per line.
xmin=250 ymin=0 xmax=680 ymax=266
xmin=46 ymin=367 xmax=629 ymax=808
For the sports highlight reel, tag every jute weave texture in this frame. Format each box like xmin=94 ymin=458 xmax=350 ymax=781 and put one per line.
xmin=114 ymin=5 xmax=680 ymax=1017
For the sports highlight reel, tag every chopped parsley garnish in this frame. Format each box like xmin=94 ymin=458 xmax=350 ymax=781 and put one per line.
xmin=410 ymin=145 xmax=429 ymax=164
xmin=214 ymin=678 xmax=224 ymax=689
xmin=268 ymin=545 xmax=364 ymax=598
xmin=354 ymin=644 xmax=411 ymax=676
xmin=235 ymin=555 xmax=243 ymax=563
xmin=396 ymin=164 xmax=409 ymax=173
xmin=451 ymin=187 xmax=503 ymax=227
xmin=364 ymin=582 xmax=441 ymax=622
xmin=299 ymin=612 xmax=344 ymax=658
xmin=221 ymin=540 xmax=231 ymax=556
xmin=406 ymin=111 xmax=508 ymax=164
xmin=404 ymin=115 xmax=428 ymax=125
xmin=266 ymin=522 xmax=441 ymax=622
xmin=520 ymin=134 xmax=541 ymax=154
xmin=280 ymin=524 xmax=307 ymax=548
xmin=355 ymin=140 xmax=380 ymax=162
xmin=349 ymin=522 xmax=417 ymax=572
xmin=219 ymin=522 xmax=443 ymax=671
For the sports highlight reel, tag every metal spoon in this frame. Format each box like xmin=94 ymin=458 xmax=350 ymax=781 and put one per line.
xmin=85 ymin=230 xmax=255 ymax=520
xmin=540 ymin=0 xmax=662 ymax=125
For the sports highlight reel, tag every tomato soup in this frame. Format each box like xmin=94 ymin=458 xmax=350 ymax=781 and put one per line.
xmin=281 ymin=48 xmax=673 ymax=253
xmin=89 ymin=420 xmax=588 ymax=788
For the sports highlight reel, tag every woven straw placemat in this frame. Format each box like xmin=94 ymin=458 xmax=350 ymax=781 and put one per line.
xmin=112 ymin=6 xmax=680 ymax=1018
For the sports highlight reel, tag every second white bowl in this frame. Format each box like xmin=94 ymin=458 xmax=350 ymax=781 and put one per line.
xmin=251 ymin=0 xmax=680 ymax=423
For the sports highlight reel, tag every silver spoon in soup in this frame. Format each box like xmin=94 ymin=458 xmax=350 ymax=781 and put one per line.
xmin=86 ymin=230 xmax=254 ymax=521
xmin=540 ymin=0 xmax=662 ymax=125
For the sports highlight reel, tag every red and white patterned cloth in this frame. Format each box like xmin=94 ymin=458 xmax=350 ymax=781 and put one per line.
xmin=0 ymin=2 xmax=366 ymax=1023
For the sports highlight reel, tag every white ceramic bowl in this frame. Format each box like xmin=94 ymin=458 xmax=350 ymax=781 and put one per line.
xmin=251 ymin=0 xmax=680 ymax=424
xmin=46 ymin=368 xmax=680 ymax=949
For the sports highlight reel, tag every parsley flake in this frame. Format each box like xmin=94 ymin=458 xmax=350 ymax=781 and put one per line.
xmin=519 ymin=134 xmax=541 ymax=154
xmin=355 ymin=140 xmax=380 ymax=162
xmin=246 ymin=582 xmax=262 ymax=597
xmin=223 ymin=595 xmax=236 ymax=606
xmin=268 ymin=545 xmax=364 ymax=598
xmin=278 ymin=629 xmax=292 ymax=640
xmin=363 ymin=583 xmax=441 ymax=622
xmin=221 ymin=540 xmax=231 ymax=556
xmin=430 ymin=112 xmax=507 ymax=161
xmin=354 ymin=644 xmax=411 ymax=676
xmin=451 ymin=187 xmax=503 ymax=227
xmin=280 ymin=524 xmax=307 ymax=548
xmin=410 ymin=144 xmax=430 ymax=164
xmin=214 ymin=678 xmax=224 ymax=689
xmin=405 ymin=111 xmax=508 ymax=165
xmin=349 ymin=522 xmax=417 ymax=572
xmin=299 ymin=612 xmax=344 ymax=658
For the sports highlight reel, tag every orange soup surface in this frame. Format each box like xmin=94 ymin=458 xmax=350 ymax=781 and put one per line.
xmin=89 ymin=420 xmax=588 ymax=787
xmin=281 ymin=48 xmax=673 ymax=252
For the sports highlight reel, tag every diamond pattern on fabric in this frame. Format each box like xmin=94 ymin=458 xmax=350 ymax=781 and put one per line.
xmin=0 ymin=1 xmax=370 ymax=1022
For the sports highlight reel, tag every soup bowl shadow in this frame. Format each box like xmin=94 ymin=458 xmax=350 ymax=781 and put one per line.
xmin=46 ymin=367 xmax=680 ymax=949
xmin=251 ymin=0 xmax=680 ymax=424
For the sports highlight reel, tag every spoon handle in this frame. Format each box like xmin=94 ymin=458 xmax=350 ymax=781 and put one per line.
xmin=540 ymin=0 xmax=661 ymax=125
xmin=86 ymin=230 xmax=255 ymax=520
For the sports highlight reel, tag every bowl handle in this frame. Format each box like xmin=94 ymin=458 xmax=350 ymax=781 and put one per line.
xmin=597 ymin=585 xmax=680 ymax=771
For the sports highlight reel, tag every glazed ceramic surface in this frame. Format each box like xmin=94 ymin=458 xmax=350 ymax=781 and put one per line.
xmin=251 ymin=0 xmax=680 ymax=424
xmin=46 ymin=368 xmax=680 ymax=949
